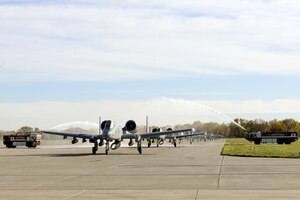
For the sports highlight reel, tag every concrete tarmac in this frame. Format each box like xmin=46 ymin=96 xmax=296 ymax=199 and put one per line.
xmin=0 ymin=140 xmax=300 ymax=199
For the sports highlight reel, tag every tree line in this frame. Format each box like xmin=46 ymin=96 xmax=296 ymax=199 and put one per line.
xmin=174 ymin=118 xmax=300 ymax=138
xmin=1 ymin=118 xmax=300 ymax=139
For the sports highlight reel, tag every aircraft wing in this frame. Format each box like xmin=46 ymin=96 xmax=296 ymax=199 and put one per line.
xmin=166 ymin=132 xmax=203 ymax=139
xmin=41 ymin=130 xmax=102 ymax=140
xmin=121 ymin=128 xmax=194 ymax=140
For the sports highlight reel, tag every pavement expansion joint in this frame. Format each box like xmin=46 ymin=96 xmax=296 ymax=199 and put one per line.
xmin=217 ymin=156 xmax=225 ymax=190
xmin=62 ymin=190 xmax=86 ymax=200
xmin=194 ymin=189 xmax=199 ymax=200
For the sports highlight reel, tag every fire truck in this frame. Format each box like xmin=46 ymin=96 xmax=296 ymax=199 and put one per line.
xmin=3 ymin=132 xmax=42 ymax=148
xmin=245 ymin=131 xmax=298 ymax=145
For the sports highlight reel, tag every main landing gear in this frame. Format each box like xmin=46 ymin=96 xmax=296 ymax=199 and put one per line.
xmin=137 ymin=142 xmax=142 ymax=154
xmin=92 ymin=141 xmax=98 ymax=155
xmin=92 ymin=139 xmax=143 ymax=155
xmin=91 ymin=140 xmax=109 ymax=155
xmin=147 ymin=139 xmax=151 ymax=148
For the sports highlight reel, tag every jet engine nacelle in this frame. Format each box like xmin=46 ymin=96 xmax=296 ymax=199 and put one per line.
xmin=124 ymin=120 xmax=137 ymax=133
xmin=152 ymin=127 xmax=161 ymax=132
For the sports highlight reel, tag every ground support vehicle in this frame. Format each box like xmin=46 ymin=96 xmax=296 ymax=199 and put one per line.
xmin=3 ymin=132 xmax=42 ymax=148
xmin=245 ymin=131 xmax=298 ymax=145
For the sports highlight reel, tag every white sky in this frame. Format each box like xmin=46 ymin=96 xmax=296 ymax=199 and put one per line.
xmin=1 ymin=0 xmax=300 ymax=81
xmin=1 ymin=98 xmax=300 ymax=130
xmin=1 ymin=1 xmax=300 ymax=130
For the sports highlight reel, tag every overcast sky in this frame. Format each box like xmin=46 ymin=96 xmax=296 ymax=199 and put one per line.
xmin=1 ymin=0 xmax=300 ymax=130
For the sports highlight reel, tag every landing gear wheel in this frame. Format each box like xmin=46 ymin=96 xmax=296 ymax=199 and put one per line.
xmin=174 ymin=142 xmax=177 ymax=148
xmin=105 ymin=149 xmax=109 ymax=155
xmin=6 ymin=142 xmax=14 ymax=148
xmin=285 ymin=140 xmax=291 ymax=144
xmin=92 ymin=141 xmax=98 ymax=155
xmin=148 ymin=142 xmax=151 ymax=148
xmin=92 ymin=147 xmax=97 ymax=154
xmin=137 ymin=142 xmax=142 ymax=154
xmin=254 ymin=139 xmax=261 ymax=145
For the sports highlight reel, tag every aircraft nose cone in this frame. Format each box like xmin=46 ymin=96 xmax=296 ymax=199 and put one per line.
xmin=102 ymin=129 xmax=114 ymax=140
xmin=102 ymin=129 xmax=109 ymax=138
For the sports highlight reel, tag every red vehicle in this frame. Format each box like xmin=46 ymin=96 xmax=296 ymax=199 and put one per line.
xmin=3 ymin=132 xmax=42 ymax=148
xmin=245 ymin=131 xmax=298 ymax=145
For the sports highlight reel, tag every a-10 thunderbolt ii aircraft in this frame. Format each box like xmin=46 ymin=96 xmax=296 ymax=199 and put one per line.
xmin=42 ymin=119 xmax=194 ymax=155
xmin=147 ymin=127 xmax=203 ymax=148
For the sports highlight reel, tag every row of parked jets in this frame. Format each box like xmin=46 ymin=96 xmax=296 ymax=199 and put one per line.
xmin=146 ymin=127 xmax=208 ymax=148
xmin=41 ymin=119 xmax=208 ymax=155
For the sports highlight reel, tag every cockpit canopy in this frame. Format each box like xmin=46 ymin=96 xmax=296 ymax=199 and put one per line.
xmin=105 ymin=120 xmax=112 ymax=129
xmin=101 ymin=120 xmax=115 ymax=130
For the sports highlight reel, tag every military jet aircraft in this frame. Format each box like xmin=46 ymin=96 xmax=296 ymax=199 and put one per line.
xmin=178 ymin=132 xmax=208 ymax=144
xmin=147 ymin=127 xmax=203 ymax=148
xmin=42 ymin=119 xmax=194 ymax=155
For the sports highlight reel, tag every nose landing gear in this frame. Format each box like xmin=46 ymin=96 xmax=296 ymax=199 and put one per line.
xmin=105 ymin=141 xmax=109 ymax=155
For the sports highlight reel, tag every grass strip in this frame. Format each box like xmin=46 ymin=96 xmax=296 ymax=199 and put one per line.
xmin=222 ymin=139 xmax=300 ymax=158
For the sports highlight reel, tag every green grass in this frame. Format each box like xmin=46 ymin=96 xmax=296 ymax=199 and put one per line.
xmin=222 ymin=139 xmax=300 ymax=158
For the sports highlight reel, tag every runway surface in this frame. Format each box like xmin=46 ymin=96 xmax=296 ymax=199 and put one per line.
xmin=0 ymin=140 xmax=300 ymax=199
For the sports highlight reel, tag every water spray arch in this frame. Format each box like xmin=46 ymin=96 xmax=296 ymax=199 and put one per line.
xmin=167 ymin=98 xmax=247 ymax=131
xmin=50 ymin=121 xmax=99 ymax=131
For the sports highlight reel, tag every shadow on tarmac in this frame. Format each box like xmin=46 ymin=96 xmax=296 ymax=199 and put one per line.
xmin=0 ymin=152 xmax=156 ymax=157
